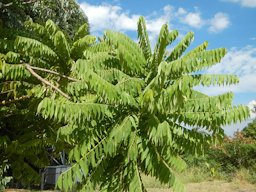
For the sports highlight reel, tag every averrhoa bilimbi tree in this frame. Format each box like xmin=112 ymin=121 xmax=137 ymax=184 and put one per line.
xmin=1 ymin=17 xmax=249 ymax=191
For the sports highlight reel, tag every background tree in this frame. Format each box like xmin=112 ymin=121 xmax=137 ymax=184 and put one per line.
xmin=0 ymin=0 xmax=88 ymax=57
xmin=0 ymin=0 xmax=33 ymax=28
xmin=0 ymin=20 xmax=90 ymax=186
xmin=242 ymin=119 xmax=256 ymax=139
xmin=30 ymin=0 xmax=89 ymax=37
xmin=1 ymin=17 xmax=249 ymax=191
xmin=0 ymin=0 xmax=89 ymax=185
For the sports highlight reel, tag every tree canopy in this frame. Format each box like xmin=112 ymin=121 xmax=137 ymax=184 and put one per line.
xmin=0 ymin=0 xmax=88 ymax=59
xmin=0 ymin=0 xmax=88 ymax=37
xmin=0 ymin=16 xmax=250 ymax=191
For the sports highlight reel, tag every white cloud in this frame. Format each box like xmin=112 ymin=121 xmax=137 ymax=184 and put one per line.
xmin=80 ymin=2 xmax=230 ymax=45
xmin=207 ymin=46 xmax=256 ymax=76
xmin=197 ymin=46 xmax=256 ymax=95
xmin=208 ymin=12 xmax=230 ymax=33
xmin=80 ymin=2 xmax=139 ymax=32
xmin=177 ymin=7 xmax=187 ymax=15
xmin=177 ymin=9 xmax=230 ymax=31
xmin=80 ymin=2 xmax=173 ymax=45
xmin=182 ymin=12 xmax=203 ymax=28
xmin=176 ymin=8 xmax=204 ymax=29
xmin=223 ymin=0 xmax=256 ymax=8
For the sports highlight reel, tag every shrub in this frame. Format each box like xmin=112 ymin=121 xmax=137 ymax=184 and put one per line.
xmin=184 ymin=131 xmax=256 ymax=183
xmin=0 ymin=161 xmax=12 ymax=191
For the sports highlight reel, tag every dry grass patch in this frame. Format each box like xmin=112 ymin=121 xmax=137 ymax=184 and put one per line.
xmin=146 ymin=181 xmax=256 ymax=192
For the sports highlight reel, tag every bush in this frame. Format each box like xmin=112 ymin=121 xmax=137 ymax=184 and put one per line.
xmin=184 ymin=131 xmax=256 ymax=183
xmin=0 ymin=161 xmax=12 ymax=191
xmin=210 ymin=132 xmax=256 ymax=171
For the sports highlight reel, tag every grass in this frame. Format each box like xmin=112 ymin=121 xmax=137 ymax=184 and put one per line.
xmin=4 ymin=180 xmax=256 ymax=192
xmin=4 ymin=168 xmax=256 ymax=192
xmin=142 ymin=167 xmax=256 ymax=192
xmin=146 ymin=181 xmax=256 ymax=192
xmin=142 ymin=175 xmax=256 ymax=192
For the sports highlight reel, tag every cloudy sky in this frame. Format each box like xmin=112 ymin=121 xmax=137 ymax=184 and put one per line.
xmin=77 ymin=0 xmax=256 ymax=134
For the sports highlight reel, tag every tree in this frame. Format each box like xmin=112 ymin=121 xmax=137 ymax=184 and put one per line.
xmin=0 ymin=20 xmax=90 ymax=186
xmin=30 ymin=0 xmax=89 ymax=37
xmin=0 ymin=0 xmax=32 ymax=28
xmin=0 ymin=0 xmax=89 ymax=187
xmin=242 ymin=119 xmax=256 ymax=139
xmin=0 ymin=0 xmax=88 ymax=37
xmin=0 ymin=0 xmax=88 ymax=57
xmin=1 ymin=17 xmax=249 ymax=191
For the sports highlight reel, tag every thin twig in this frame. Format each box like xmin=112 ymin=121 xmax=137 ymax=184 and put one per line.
xmin=0 ymin=95 xmax=30 ymax=106
xmin=24 ymin=64 xmax=71 ymax=99
xmin=27 ymin=65 xmax=79 ymax=82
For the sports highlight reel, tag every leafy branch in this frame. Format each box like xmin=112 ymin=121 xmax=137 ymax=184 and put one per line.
xmin=27 ymin=65 xmax=79 ymax=82
xmin=24 ymin=64 xmax=71 ymax=99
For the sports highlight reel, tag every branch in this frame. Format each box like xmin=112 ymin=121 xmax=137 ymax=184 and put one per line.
xmin=27 ymin=65 xmax=79 ymax=82
xmin=24 ymin=64 xmax=71 ymax=99
xmin=0 ymin=95 xmax=30 ymax=106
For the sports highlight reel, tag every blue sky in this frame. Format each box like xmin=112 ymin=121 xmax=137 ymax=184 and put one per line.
xmin=78 ymin=0 xmax=256 ymax=134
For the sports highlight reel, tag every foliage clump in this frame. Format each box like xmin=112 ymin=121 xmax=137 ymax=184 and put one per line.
xmin=0 ymin=16 xmax=250 ymax=191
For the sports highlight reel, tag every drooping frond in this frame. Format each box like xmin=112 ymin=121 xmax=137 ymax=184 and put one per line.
xmin=71 ymin=35 xmax=96 ymax=60
xmin=38 ymin=97 xmax=113 ymax=124
xmin=137 ymin=16 xmax=152 ymax=60
xmin=73 ymin=23 xmax=90 ymax=42
xmin=24 ymin=20 xmax=49 ymax=40
xmin=73 ymin=54 xmax=117 ymax=75
xmin=15 ymin=36 xmax=59 ymax=62
xmin=184 ymin=92 xmax=234 ymax=112
xmin=116 ymin=77 xmax=145 ymax=96
xmin=1 ymin=63 xmax=30 ymax=80
xmin=151 ymin=24 xmax=169 ymax=69
xmin=127 ymin=162 xmax=145 ymax=192
xmin=95 ymin=68 xmax=130 ymax=83
xmin=86 ymin=41 xmax=113 ymax=53
xmin=4 ymin=51 xmax=21 ymax=64
xmin=56 ymin=115 xmax=139 ymax=192
xmin=166 ymin=48 xmax=227 ymax=78
xmin=66 ymin=80 xmax=88 ymax=98
xmin=138 ymin=139 xmax=185 ymax=192
xmin=166 ymin=31 xmax=194 ymax=62
xmin=105 ymin=31 xmax=146 ymax=76
xmin=82 ymin=69 xmax=137 ymax=106
xmin=167 ymin=30 xmax=179 ymax=46
xmin=45 ymin=19 xmax=59 ymax=37
xmin=170 ymin=105 xmax=249 ymax=128
xmin=106 ymin=115 xmax=138 ymax=156
xmin=54 ymin=31 xmax=71 ymax=62
xmin=184 ymin=41 xmax=208 ymax=57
